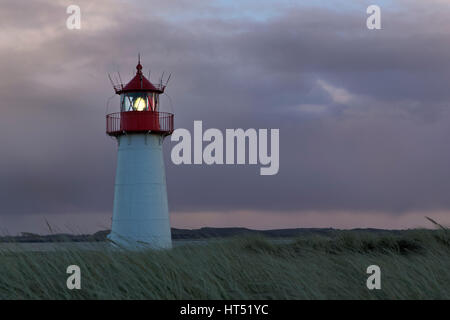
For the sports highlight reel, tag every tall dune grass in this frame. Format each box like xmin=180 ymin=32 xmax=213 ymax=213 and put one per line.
xmin=0 ymin=229 xmax=449 ymax=299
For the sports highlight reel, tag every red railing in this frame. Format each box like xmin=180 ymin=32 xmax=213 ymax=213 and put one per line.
xmin=106 ymin=111 xmax=174 ymax=136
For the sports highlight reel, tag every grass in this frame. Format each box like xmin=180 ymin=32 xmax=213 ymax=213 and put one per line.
xmin=0 ymin=229 xmax=449 ymax=299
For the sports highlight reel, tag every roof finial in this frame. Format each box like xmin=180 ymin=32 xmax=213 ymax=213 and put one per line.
xmin=136 ymin=53 xmax=143 ymax=75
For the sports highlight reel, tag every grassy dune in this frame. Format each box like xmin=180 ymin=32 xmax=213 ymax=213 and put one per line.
xmin=0 ymin=229 xmax=449 ymax=299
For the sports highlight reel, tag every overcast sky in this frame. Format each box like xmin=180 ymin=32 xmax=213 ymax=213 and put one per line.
xmin=1 ymin=0 xmax=450 ymax=234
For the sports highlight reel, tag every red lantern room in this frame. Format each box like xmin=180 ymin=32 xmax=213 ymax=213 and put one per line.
xmin=106 ymin=57 xmax=174 ymax=136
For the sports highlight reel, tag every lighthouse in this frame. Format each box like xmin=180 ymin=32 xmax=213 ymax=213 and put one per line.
xmin=106 ymin=57 xmax=174 ymax=249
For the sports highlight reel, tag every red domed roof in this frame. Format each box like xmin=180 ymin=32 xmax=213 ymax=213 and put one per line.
xmin=115 ymin=61 xmax=164 ymax=94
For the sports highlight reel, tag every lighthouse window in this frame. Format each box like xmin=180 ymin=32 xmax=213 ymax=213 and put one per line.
xmin=121 ymin=93 xmax=149 ymax=112
xmin=121 ymin=95 xmax=131 ymax=111
xmin=148 ymin=93 xmax=158 ymax=111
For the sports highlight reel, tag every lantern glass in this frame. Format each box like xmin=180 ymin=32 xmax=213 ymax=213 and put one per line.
xmin=121 ymin=92 xmax=147 ymax=112
xmin=120 ymin=92 xmax=159 ymax=112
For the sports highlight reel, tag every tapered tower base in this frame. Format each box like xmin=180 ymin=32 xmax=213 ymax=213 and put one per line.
xmin=108 ymin=133 xmax=172 ymax=249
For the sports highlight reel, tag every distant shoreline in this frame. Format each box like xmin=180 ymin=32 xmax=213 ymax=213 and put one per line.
xmin=0 ymin=227 xmax=411 ymax=243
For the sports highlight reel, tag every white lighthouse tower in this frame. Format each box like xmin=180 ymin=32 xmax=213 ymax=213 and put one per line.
xmin=106 ymin=58 xmax=174 ymax=249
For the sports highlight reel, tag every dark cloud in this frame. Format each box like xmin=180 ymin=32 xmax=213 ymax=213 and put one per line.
xmin=1 ymin=0 xmax=450 ymax=229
